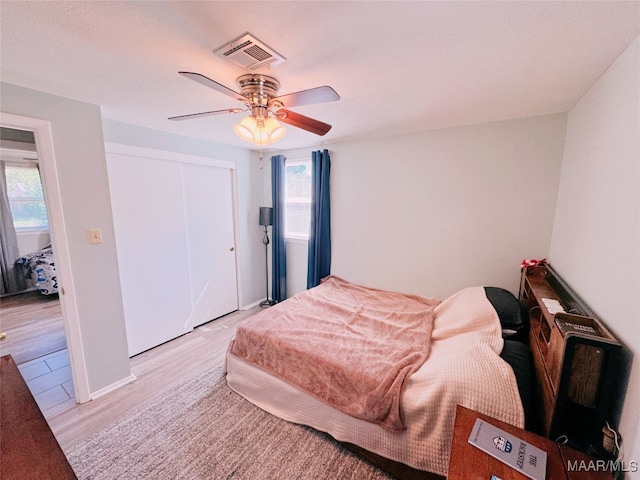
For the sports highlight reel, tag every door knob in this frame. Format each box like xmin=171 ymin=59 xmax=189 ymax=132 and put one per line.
xmin=0 ymin=332 xmax=6 ymax=342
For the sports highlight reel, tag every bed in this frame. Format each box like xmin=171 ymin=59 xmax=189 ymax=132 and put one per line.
xmin=225 ymin=276 xmax=531 ymax=479
xmin=16 ymin=245 xmax=58 ymax=295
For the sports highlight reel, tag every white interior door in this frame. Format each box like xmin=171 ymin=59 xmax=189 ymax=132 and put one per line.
xmin=183 ymin=163 xmax=238 ymax=328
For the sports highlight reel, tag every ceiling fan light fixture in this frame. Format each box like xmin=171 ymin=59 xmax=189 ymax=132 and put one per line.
xmin=171 ymin=71 xmax=338 ymax=143
xmin=263 ymin=117 xmax=287 ymax=143
xmin=233 ymin=115 xmax=287 ymax=146
xmin=233 ymin=116 xmax=257 ymax=143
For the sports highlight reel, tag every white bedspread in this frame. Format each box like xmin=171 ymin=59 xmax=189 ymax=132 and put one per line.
xmin=226 ymin=286 xmax=524 ymax=477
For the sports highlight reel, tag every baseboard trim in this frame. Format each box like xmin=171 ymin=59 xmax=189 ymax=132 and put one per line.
xmin=242 ymin=299 xmax=265 ymax=310
xmin=90 ymin=374 xmax=137 ymax=401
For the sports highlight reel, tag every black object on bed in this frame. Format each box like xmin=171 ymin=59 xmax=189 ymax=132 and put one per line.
xmin=500 ymin=339 xmax=534 ymax=430
xmin=484 ymin=286 xmax=528 ymax=342
xmin=485 ymin=286 xmax=533 ymax=428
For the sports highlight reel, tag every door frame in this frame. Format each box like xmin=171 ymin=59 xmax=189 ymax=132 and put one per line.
xmin=0 ymin=112 xmax=91 ymax=403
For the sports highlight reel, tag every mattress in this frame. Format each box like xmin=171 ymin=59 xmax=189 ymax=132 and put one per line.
xmin=226 ymin=285 xmax=525 ymax=477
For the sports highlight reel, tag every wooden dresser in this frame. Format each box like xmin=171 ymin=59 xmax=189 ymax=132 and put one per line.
xmin=0 ymin=354 xmax=77 ymax=479
xmin=519 ymin=265 xmax=621 ymax=454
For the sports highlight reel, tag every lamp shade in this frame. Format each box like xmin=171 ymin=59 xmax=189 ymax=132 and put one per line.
xmin=234 ymin=116 xmax=287 ymax=146
xmin=259 ymin=207 xmax=273 ymax=226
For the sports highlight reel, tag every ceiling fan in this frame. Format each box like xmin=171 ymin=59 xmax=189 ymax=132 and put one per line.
xmin=169 ymin=71 xmax=340 ymax=146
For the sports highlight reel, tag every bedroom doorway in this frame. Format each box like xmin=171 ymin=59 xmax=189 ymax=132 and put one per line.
xmin=0 ymin=127 xmax=75 ymax=415
xmin=0 ymin=113 xmax=89 ymax=411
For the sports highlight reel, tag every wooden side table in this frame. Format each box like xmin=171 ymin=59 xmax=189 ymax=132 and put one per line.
xmin=448 ymin=405 xmax=613 ymax=480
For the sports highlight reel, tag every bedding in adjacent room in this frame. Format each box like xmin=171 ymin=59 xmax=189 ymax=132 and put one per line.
xmin=16 ymin=245 xmax=58 ymax=295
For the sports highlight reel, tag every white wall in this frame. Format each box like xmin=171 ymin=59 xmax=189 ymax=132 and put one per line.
xmin=280 ymin=113 xmax=567 ymax=299
xmin=17 ymin=231 xmax=50 ymax=256
xmin=101 ymin=119 xmax=267 ymax=308
xmin=0 ymin=83 xmax=131 ymax=394
xmin=549 ymin=35 xmax=640 ymax=475
xmin=0 ymin=87 xmax=270 ymax=396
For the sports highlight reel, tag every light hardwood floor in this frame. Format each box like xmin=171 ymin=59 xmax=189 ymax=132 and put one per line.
xmin=1 ymin=290 xmax=75 ymax=416
xmin=47 ymin=306 xmax=260 ymax=451
xmin=0 ymin=291 xmax=66 ymax=364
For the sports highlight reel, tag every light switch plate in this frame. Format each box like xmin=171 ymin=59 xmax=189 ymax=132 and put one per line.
xmin=88 ymin=228 xmax=103 ymax=244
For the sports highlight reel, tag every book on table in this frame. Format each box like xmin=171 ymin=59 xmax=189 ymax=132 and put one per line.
xmin=468 ymin=418 xmax=548 ymax=480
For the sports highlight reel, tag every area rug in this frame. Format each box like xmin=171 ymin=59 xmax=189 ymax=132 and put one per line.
xmin=67 ymin=367 xmax=392 ymax=479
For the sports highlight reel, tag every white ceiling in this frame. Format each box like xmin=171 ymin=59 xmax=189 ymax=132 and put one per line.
xmin=1 ymin=1 xmax=639 ymax=151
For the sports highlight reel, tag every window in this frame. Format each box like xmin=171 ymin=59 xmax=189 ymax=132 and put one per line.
xmin=285 ymin=159 xmax=311 ymax=239
xmin=4 ymin=163 xmax=49 ymax=230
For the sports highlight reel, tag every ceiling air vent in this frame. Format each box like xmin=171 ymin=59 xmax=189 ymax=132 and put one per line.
xmin=214 ymin=33 xmax=285 ymax=71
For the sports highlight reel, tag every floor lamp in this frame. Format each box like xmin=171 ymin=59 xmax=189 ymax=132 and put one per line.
xmin=259 ymin=207 xmax=275 ymax=307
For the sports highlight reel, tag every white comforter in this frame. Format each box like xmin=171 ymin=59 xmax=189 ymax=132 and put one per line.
xmin=226 ymin=286 xmax=524 ymax=477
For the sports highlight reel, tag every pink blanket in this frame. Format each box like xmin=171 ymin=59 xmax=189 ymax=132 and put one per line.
xmin=229 ymin=276 xmax=441 ymax=431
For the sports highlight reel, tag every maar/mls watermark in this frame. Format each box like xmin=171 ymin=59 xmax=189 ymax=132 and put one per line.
xmin=567 ymin=459 xmax=638 ymax=473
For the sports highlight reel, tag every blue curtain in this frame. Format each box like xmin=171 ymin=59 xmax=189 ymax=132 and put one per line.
xmin=307 ymin=149 xmax=331 ymax=289
xmin=271 ymin=155 xmax=287 ymax=302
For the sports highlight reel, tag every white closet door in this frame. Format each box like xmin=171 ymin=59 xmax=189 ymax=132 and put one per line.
xmin=107 ymin=154 xmax=193 ymax=356
xmin=106 ymin=146 xmax=239 ymax=356
xmin=182 ymin=163 xmax=238 ymax=328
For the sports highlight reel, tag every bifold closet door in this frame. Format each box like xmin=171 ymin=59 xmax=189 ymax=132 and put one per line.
xmin=107 ymin=151 xmax=238 ymax=356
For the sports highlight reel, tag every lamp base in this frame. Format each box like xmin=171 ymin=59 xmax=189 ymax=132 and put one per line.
xmin=259 ymin=299 xmax=276 ymax=308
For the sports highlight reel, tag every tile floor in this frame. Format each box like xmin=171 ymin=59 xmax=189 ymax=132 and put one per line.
xmin=18 ymin=349 xmax=76 ymax=417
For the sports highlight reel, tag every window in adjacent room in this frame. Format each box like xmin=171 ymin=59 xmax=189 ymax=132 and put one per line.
xmin=4 ymin=162 xmax=49 ymax=231
xmin=285 ymin=158 xmax=311 ymax=239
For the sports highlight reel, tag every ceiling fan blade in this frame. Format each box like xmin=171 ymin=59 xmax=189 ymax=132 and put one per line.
xmin=168 ymin=108 xmax=243 ymax=121
xmin=272 ymin=86 xmax=339 ymax=108
xmin=179 ymin=71 xmax=245 ymax=101
xmin=274 ymin=109 xmax=332 ymax=136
